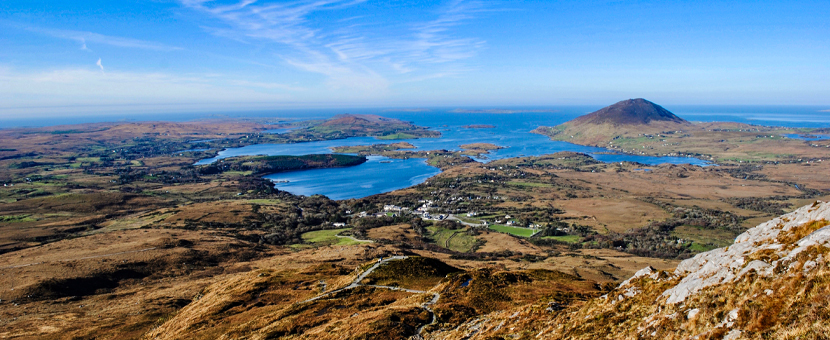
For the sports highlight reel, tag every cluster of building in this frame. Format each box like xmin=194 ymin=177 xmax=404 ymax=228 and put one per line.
xmin=343 ymin=201 xmax=551 ymax=233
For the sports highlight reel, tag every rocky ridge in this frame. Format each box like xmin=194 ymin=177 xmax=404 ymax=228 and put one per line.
xmin=426 ymin=201 xmax=830 ymax=339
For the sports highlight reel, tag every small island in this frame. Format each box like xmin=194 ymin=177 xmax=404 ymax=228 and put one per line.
xmin=459 ymin=143 xmax=503 ymax=150
xmin=288 ymin=114 xmax=441 ymax=140
xmin=462 ymin=124 xmax=496 ymax=129
xmin=459 ymin=143 xmax=505 ymax=157
xmin=198 ymin=154 xmax=367 ymax=176
xmin=331 ymin=142 xmax=416 ymax=154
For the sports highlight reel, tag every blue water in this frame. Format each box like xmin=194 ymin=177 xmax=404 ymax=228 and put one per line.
xmin=263 ymin=126 xmax=302 ymax=134
xmin=198 ymin=111 xmax=712 ymax=166
xmin=783 ymin=134 xmax=830 ymax=141
xmin=3 ymin=105 xmax=828 ymax=129
xmin=263 ymin=156 xmax=440 ymax=200
xmin=4 ymin=105 xmax=828 ymax=200
xmin=198 ymin=110 xmax=716 ymax=199
xmin=668 ymin=106 xmax=830 ymax=128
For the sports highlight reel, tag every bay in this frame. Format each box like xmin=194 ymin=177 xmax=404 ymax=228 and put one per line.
xmin=263 ymin=156 xmax=441 ymax=200
xmin=197 ymin=110 xmax=715 ymax=200
xmin=5 ymin=106 xmax=827 ymax=200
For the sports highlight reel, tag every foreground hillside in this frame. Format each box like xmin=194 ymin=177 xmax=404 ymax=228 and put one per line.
xmin=429 ymin=201 xmax=830 ymax=339
xmin=22 ymin=201 xmax=819 ymax=340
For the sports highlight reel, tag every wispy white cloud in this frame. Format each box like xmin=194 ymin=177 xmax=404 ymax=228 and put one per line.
xmin=0 ymin=66 xmax=302 ymax=116
xmin=179 ymin=0 xmax=487 ymax=91
xmin=19 ymin=24 xmax=182 ymax=51
xmin=96 ymin=58 xmax=104 ymax=72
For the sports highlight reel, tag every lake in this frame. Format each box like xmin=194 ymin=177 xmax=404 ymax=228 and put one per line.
xmin=197 ymin=110 xmax=718 ymax=199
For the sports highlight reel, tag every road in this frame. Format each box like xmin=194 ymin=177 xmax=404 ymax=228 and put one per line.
xmin=301 ymin=255 xmax=408 ymax=303
xmin=445 ymin=231 xmax=459 ymax=248
xmin=298 ymin=255 xmax=441 ymax=337
xmin=446 ymin=214 xmax=487 ymax=227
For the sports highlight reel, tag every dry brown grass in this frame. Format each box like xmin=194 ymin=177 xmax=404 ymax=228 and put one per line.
xmin=0 ymin=120 xmax=270 ymax=155
xmin=0 ymin=227 xmax=278 ymax=340
xmin=541 ymin=120 xmax=830 ymax=165
xmin=423 ymin=220 xmax=830 ymax=340
xmin=475 ymin=230 xmax=542 ymax=254
xmin=366 ymin=224 xmax=419 ymax=243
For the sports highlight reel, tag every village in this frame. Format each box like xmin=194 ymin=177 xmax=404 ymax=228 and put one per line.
xmin=343 ymin=200 xmax=554 ymax=239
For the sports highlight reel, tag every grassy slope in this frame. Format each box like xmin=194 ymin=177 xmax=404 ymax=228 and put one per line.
xmin=428 ymin=226 xmax=479 ymax=252
xmin=300 ymin=228 xmax=369 ymax=246
xmin=489 ymin=224 xmax=536 ymax=238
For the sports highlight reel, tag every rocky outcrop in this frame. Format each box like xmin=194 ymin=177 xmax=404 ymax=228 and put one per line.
xmin=425 ymin=201 xmax=830 ymax=340
xmin=663 ymin=200 xmax=830 ymax=305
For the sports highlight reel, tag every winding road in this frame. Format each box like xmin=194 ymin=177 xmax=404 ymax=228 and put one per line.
xmin=446 ymin=214 xmax=487 ymax=227
xmin=299 ymin=255 xmax=441 ymax=338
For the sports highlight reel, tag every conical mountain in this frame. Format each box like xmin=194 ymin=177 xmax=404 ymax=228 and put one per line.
xmin=531 ymin=98 xmax=693 ymax=145
xmin=572 ymin=98 xmax=689 ymax=126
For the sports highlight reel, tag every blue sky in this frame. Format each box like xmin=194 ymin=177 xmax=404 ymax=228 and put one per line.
xmin=1 ymin=0 xmax=828 ymax=117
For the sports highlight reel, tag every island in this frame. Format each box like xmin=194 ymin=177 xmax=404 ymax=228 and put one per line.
xmin=199 ymin=154 xmax=367 ymax=176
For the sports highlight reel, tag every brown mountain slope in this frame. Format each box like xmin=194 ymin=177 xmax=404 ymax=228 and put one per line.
xmin=532 ymin=98 xmax=693 ymax=145
xmin=571 ymin=98 xmax=689 ymax=126
xmin=426 ymin=201 xmax=830 ymax=339
xmin=141 ymin=254 xmax=602 ymax=340
xmin=531 ymin=100 xmax=830 ymax=166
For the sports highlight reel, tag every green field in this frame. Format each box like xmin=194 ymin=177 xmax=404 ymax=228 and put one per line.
xmin=244 ymin=199 xmax=283 ymax=205
xmin=377 ymin=133 xmax=416 ymax=140
xmin=0 ymin=214 xmax=36 ymax=223
xmin=221 ymin=170 xmax=253 ymax=176
xmin=541 ymin=235 xmax=582 ymax=243
xmin=427 ymin=226 xmax=478 ymax=252
xmin=454 ymin=215 xmax=484 ymax=224
xmin=75 ymin=157 xmax=102 ymax=163
xmin=489 ymin=224 xmax=536 ymax=237
xmin=300 ymin=228 xmax=371 ymax=246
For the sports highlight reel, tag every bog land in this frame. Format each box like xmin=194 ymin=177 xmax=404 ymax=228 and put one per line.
xmin=1 ymin=103 xmax=829 ymax=339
